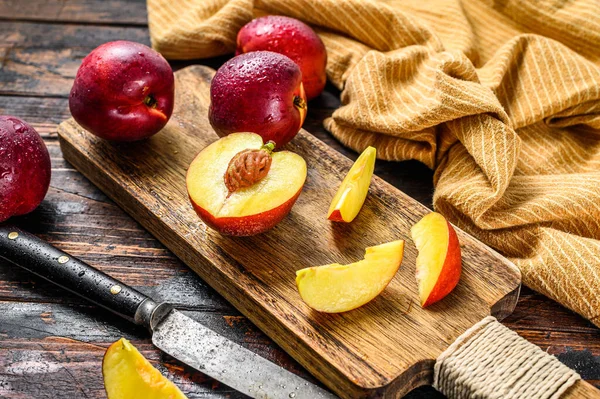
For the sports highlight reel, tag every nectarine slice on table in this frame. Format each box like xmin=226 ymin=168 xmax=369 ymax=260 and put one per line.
xmin=103 ymin=338 xmax=187 ymax=399
xmin=296 ymin=240 xmax=404 ymax=313
xmin=187 ymin=133 xmax=307 ymax=236
xmin=411 ymin=212 xmax=462 ymax=307
xmin=328 ymin=146 xmax=376 ymax=222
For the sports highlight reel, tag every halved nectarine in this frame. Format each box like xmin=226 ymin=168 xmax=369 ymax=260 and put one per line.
xmin=103 ymin=338 xmax=187 ymax=399
xmin=296 ymin=240 xmax=404 ymax=313
xmin=187 ymin=133 xmax=307 ymax=236
xmin=328 ymin=146 xmax=376 ymax=222
xmin=411 ymin=212 xmax=462 ymax=307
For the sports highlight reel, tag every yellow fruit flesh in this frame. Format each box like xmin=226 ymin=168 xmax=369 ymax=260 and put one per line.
xmin=296 ymin=240 xmax=404 ymax=313
xmin=410 ymin=212 xmax=449 ymax=305
xmin=187 ymin=133 xmax=307 ymax=218
xmin=103 ymin=338 xmax=188 ymax=399
xmin=328 ymin=146 xmax=376 ymax=222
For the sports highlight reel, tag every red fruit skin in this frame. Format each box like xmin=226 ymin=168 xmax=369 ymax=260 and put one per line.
xmin=190 ymin=189 xmax=302 ymax=236
xmin=208 ymin=51 xmax=307 ymax=149
xmin=421 ymin=221 xmax=462 ymax=307
xmin=0 ymin=116 xmax=51 ymax=222
xmin=236 ymin=16 xmax=327 ymax=100
xmin=327 ymin=209 xmax=343 ymax=222
xmin=69 ymin=41 xmax=174 ymax=141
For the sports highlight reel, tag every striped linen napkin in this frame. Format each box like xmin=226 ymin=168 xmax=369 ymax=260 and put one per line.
xmin=147 ymin=0 xmax=600 ymax=326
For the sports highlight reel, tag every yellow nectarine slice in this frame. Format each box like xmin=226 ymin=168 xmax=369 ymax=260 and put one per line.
xmin=187 ymin=132 xmax=307 ymax=235
xmin=411 ymin=212 xmax=462 ymax=307
xmin=103 ymin=338 xmax=187 ymax=399
xmin=296 ymin=240 xmax=404 ymax=313
xmin=328 ymin=146 xmax=376 ymax=222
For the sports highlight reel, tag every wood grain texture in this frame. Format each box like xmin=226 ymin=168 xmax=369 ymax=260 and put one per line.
xmin=563 ymin=380 xmax=600 ymax=399
xmin=58 ymin=65 xmax=521 ymax=397
xmin=0 ymin=0 xmax=147 ymax=25
xmin=0 ymin=21 xmax=149 ymax=97
xmin=1 ymin=1 xmax=599 ymax=397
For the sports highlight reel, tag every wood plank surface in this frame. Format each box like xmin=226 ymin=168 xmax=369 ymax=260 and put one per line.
xmin=0 ymin=21 xmax=149 ymax=97
xmin=0 ymin=0 xmax=147 ymax=25
xmin=58 ymin=65 xmax=521 ymax=398
xmin=0 ymin=0 xmax=599 ymax=397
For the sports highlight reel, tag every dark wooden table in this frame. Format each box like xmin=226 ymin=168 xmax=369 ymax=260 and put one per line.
xmin=0 ymin=1 xmax=598 ymax=398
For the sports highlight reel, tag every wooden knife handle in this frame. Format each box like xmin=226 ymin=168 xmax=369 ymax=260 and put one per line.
xmin=0 ymin=224 xmax=170 ymax=329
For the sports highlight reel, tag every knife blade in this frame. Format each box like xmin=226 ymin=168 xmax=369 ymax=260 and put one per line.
xmin=0 ymin=225 xmax=336 ymax=399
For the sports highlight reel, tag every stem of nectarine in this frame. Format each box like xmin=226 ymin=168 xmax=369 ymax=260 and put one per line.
xmin=261 ymin=141 xmax=276 ymax=154
xmin=144 ymin=94 xmax=157 ymax=108
xmin=293 ymin=96 xmax=306 ymax=111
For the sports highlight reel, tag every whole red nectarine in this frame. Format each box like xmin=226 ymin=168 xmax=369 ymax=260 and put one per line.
xmin=237 ymin=16 xmax=327 ymax=100
xmin=0 ymin=116 xmax=51 ymax=222
xmin=69 ymin=41 xmax=174 ymax=141
xmin=208 ymin=51 xmax=307 ymax=149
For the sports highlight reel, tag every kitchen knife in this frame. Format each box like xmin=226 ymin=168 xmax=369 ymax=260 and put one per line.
xmin=0 ymin=225 xmax=336 ymax=399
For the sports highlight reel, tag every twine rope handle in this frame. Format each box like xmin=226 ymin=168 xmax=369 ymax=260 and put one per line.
xmin=433 ymin=316 xmax=580 ymax=399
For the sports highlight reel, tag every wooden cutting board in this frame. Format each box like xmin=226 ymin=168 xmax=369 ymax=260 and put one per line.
xmin=58 ymin=65 xmax=521 ymax=398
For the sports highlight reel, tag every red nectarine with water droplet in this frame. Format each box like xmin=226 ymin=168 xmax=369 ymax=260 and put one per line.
xmin=0 ymin=116 xmax=51 ymax=222
xmin=209 ymin=51 xmax=307 ymax=149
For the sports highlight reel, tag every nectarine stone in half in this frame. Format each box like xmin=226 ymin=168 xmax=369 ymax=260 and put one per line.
xmin=103 ymin=338 xmax=187 ymax=399
xmin=296 ymin=240 xmax=404 ymax=313
xmin=411 ymin=212 xmax=462 ymax=307
xmin=187 ymin=133 xmax=307 ymax=236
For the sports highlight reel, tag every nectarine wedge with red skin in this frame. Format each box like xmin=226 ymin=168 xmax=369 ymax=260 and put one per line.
xmin=237 ymin=16 xmax=327 ymax=100
xmin=328 ymin=146 xmax=376 ymax=223
xmin=103 ymin=338 xmax=187 ymax=399
xmin=411 ymin=212 xmax=462 ymax=307
xmin=187 ymin=133 xmax=307 ymax=236
xmin=296 ymin=240 xmax=404 ymax=313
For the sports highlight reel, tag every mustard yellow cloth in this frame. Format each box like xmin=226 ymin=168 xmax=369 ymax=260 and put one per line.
xmin=147 ymin=0 xmax=600 ymax=326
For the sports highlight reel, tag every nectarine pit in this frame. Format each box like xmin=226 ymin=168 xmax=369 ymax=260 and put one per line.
xmin=224 ymin=141 xmax=275 ymax=195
